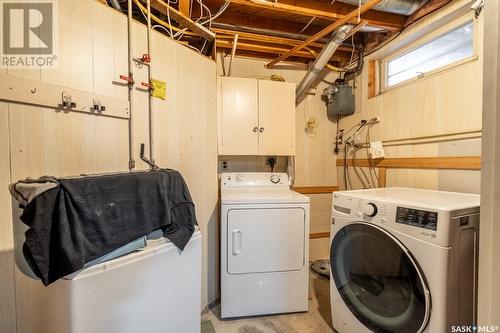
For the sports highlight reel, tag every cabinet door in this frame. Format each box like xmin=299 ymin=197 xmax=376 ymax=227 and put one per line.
xmin=258 ymin=80 xmax=296 ymax=155
xmin=219 ymin=77 xmax=259 ymax=155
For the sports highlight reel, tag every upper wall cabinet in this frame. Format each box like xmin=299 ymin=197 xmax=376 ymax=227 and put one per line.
xmin=218 ymin=77 xmax=296 ymax=156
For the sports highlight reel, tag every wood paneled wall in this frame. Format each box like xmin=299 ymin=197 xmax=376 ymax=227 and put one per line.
xmin=339 ymin=0 xmax=483 ymax=193
xmin=0 ymin=1 xmax=217 ymax=332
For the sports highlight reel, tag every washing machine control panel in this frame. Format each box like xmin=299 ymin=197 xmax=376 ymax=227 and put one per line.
xmin=395 ymin=206 xmax=438 ymax=231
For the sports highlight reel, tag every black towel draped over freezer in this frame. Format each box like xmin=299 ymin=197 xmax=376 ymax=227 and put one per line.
xmin=18 ymin=169 xmax=197 ymax=286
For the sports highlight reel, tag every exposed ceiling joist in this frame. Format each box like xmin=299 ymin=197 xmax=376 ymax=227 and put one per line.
xmin=227 ymin=0 xmax=405 ymax=31
xmin=147 ymin=0 xmax=215 ymax=40
xmin=216 ymin=39 xmax=351 ymax=61
xmin=266 ymin=0 xmax=384 ymax=68
xmin=213 ymin=28 xmax=354 ymax=52
xmin=214 ymin=11 xmax=326 ymax=36
xmin=223 ymin=49 xmax=312 ymax=66
xmin=178 ymin=0 xmax=191 ymax=16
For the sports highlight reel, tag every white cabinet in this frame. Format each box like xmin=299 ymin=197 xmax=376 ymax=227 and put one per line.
xmin=218 ymin=76 xmax=296 ymax=156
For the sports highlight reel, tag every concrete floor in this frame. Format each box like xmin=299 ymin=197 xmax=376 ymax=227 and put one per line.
xmin=202 ymin=272 xmax=335 ymax=333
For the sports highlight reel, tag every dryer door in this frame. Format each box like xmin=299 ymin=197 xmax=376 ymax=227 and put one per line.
xmin=227 ymin=207 xmax=305 ymax=274
xmin=330 ymin=222 xmax=430 ymax=333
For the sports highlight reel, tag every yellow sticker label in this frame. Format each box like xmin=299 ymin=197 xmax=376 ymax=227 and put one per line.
xmin=151 ymin=79 xmax=166 ymax=100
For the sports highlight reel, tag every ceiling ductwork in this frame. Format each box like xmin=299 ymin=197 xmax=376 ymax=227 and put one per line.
xmin=110 ymin=0 xmax=124 ymax=12
xmin=296 ymin=24 xmax=354 ymax=104
xmin=336 ymin=0 xmax=431 ymax=16
xmin=295 ymin=0 xmax=431 ymax=105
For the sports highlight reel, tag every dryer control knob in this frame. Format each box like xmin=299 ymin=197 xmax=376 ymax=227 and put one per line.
xmin=270 ymin=175 xmax=281 ymax=184
xmin=364 ymin=203 xmax=378 ymax=217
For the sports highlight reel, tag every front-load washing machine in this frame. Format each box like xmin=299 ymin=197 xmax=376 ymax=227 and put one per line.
xmin=330 ymin=187 xmax=479 ymax=333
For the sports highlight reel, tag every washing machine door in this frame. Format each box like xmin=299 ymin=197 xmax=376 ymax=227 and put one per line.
xmin=330 ymin=222 xmax=430 ymax=333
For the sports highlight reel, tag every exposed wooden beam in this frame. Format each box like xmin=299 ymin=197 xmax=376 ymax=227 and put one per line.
xmin=266 ymin=0 xmax=383 ymax=68
xmin=214 ymin=28 xmax=354 ymax=53
xmin=216 ymin=39 xmax=351 ymax=61
xmin=344 ymin=21 xmax=368 ymax=40
xmin=214 ymin=28 xmax=325 ymax=48
xmin=214 ymin=11 xmax=326 ymax=36
xmin=222 ymin=49 xmax=312 ymax=65
xmin=228 ymin=0 xmax=405 ymax=30
xmin=144 ymin=0 xmax=215 ymax=40
xmin=178 ymin=0 xmax=191 ymax=16
xmin=405 ymin=0 xmax=452 ymax=27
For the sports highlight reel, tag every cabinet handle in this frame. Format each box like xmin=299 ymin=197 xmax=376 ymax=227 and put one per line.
xmin=259 ymin=127 xmax=264 ymax=133
xmin=253 ymin=127 xmax=259 ymax=132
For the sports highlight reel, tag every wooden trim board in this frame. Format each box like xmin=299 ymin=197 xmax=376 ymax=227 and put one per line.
xmin=377 ymin=167 xmax=387 ymax=187
xmin=293 ymin=186 xmax=339 ymax=194
xmin=336 ymin=156 xmax=481 ymax=170
xmin=310 ymin=232 xmax=330 ymax=239
xmin=368 ymin=60 xmax=377 ymax=98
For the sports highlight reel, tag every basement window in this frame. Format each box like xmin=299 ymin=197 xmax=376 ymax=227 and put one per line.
xmin=383 ymin=19 xmax=474 ymax=89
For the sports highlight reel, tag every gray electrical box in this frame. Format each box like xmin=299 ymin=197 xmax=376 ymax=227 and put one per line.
xmin=322 ymin=83 xmax=355 ymax=120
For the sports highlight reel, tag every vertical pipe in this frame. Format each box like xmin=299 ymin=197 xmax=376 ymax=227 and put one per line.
xmin=146 ymin=0 xmax=154 ymax=163
xmin=127 ymin=0 xmax=135 ymax=170
xmin=228 ymin=34 xmax=238 ymax=76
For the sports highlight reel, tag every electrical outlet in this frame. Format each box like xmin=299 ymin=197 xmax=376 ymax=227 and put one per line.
xmin=221 ymin=160 xmax=228 ymax=169
xmin=266 ymin=156 xmax=278 ymax=166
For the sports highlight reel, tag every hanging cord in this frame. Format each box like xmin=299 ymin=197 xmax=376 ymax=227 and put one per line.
xmin=366 ymin=123 xmax=380 ymax=186
xmin=352 ymin=147 xmax=370 ymax=188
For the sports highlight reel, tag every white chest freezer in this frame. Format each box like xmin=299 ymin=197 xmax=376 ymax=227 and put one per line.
xmin=15 ymin=231 xmax=202 ymax=333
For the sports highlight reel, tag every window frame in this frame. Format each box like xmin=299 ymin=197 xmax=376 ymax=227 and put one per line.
xmin=379 ymin=13 xmax=478 ymax=93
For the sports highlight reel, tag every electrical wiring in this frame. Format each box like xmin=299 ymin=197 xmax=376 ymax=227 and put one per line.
xmin=133 ymin=0 xmax=196 ymax=36
xmin=165 ymin=0 xmax=174 ymax=37
xmin=200 ymin=1 xmax=230 ymax=25
xmin=341 ymin=118 xmax=381 ymax=190
xmin=299 ymin=17 xmax=316 ymax=34
xmin=173 ymin=1 xmax=229 ymax=40
xmin=298 ymin=0 xmax=335 ymax=34
xmin=337 ymin=122 xmax=362 ymax=143
xmin=352 ymin=147 xmax=370 ymax=188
